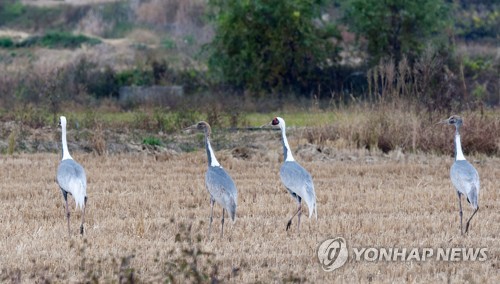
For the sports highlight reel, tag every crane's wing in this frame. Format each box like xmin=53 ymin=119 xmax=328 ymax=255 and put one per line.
xmin=57 ymin=159 xmax=87 ymax=210
xmin=451 ymin=160 xmax=479 ymax=208
xmin=206 ymin=166 xmax=238 ymax=220
xmin=280 ymin=161 xmax=317 ymax=218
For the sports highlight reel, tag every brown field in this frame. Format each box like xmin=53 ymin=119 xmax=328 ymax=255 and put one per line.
xmin=0 ymin=140 xmax=499 ymax=282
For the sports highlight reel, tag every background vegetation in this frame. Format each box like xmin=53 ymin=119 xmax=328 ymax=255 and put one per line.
xmin=0 ymin=0 xmax=498 ymax=155
xmin=206 ymin=0 xmax=341 ymax=95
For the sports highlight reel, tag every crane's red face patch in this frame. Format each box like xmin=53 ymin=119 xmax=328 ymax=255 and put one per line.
xmin=271 ymin=117 xmax=279 ymax=125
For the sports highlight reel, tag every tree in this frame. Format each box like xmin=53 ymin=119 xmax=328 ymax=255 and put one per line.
xmin=206 ymin=0 xmax=340 ymax=95
xmin=342 ymin=0 xmax=451 ymax=64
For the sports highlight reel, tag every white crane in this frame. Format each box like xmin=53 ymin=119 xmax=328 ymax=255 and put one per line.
xmin=265 ymin=117 xmax=317 ymax=231
xmin=56 ymin=116 xmax=87 ymax=236
xmin=439 ymin=115 xmax=480 ymax=235
xmin=186 ymin=121 xmax=237 ymax=237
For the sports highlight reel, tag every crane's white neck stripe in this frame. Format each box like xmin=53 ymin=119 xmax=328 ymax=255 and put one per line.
xmin=281 ymin=128 xmax=295 ymax=162
xmin=206 ymin=139 xmax=220 ymax=167
xmin=455 ymin=133 xmax=466 ymax=161
xmin=61 ymin=123 xmax=73 ymax=161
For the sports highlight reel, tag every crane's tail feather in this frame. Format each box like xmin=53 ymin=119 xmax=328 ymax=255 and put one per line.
xmin=228 ymin=197 xmax=237 ymax=222
xmin=306 ymin=194 xmax=317 ymax=219
xmin=70 ymin=179 xmax=87 ymax=211
xmin=308 ymin=203 xmax=317 ymax=219
xmin=314 ymin=202 xmax=318 ymax=219
xmin=467 ymin=185 xmax=479 ymax=210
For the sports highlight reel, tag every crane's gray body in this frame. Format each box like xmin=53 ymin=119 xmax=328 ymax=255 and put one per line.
xmin=451 ymin=160 xmax=479 ymax=209
xmin=57 ymin=159 xmax=87 ymax=210
xmin=280 ymin=161 xmax=316 ymax=217
xmin=206 ymin=166 xmax=237 ymax=221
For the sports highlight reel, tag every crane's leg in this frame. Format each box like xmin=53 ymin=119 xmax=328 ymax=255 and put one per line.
xmin=465 ymin=206 xmax=479 ymax=234
xmin=457 ymin=192 xmax=463 ymax=235
xmin=208 ymin=197 xmax=215 ymax=237
xmin=286 ymin=197 xmax=302 ymax=231
xmin=221 ymin=208 xmax=225 ymax=238
xmin=80 ymin=196 xmax=87 ymax=236
xmin=63 ymin=191 xmax=71 ymax=237
xmin=297 ymin=202 xmax=302 ymax=232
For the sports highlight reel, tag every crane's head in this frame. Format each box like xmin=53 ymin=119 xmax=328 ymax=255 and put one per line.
xmin=259 ymin=117 xmax=285 ymax=129
xmin=439 ymin=115 xmax=463 ymax=128
xmin=185 ymin=121 xmax=212 ymax=136
xmin=272 ymin=117 xmax=286 ymax=129
xmin=262 ymin=116 xmax=285 ymax=129
xmin=59 ymin=116 xmax=67 ymax=128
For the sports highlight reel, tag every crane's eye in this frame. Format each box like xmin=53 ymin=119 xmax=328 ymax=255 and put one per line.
xmin=271 ymin=118 xmax=279 ymax=125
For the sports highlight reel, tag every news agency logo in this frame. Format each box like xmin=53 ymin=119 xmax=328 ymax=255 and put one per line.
xmin=317 ymin=237 xmax=348 ymax=271
xmin=317 ymin=237 xmax=488 ymax=272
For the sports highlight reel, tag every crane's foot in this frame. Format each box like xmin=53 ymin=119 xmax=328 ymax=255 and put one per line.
xmin=80 ymin=225 xmax=84 ymax=235
xmin=286 ymin=220 xmax=292 ymax=231
xmin=464 ymin=223 xmax=471 ymax=234
xmin=221 ymin=218 xmax=225 ymax=238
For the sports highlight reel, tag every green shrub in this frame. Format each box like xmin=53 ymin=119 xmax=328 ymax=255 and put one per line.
xmin=115 ymin=68 xmax=153 ymax=86
xmin=463 ymin=56 xmax=493 ymax=76
xmin=7 ymin=131 xmax=16 ymax=155
xmin=40 ymin=32 xmax=101 ymax=49
xmin=0 ymin=1 xmax=25 ymax=25
xmin=161 ymin=37 xmax=177 ymax=50
xmin=455 ymin=4 xmax=499 ymax=41
xmin=183 ymin=35 xmax=195 ymax=46
xmin=87 ymin=66 xmax=120 ymax=99
xmin=143 ymin=136 xmax=162 ymax=146
xmin=342 ymin=0 xmax=451 ymax=64
xmin=17 ymin=32 xmax=101 ymax=49
xmin=0 ymin=37 xmax=14 ymax=48
xmin=206 ymin=0 xmax=340 ymax=94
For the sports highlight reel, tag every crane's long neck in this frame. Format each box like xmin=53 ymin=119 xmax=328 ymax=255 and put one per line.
xmin=280 ymin=127 xmax=295 ymax=162
xmin=205 ymin=133 xmax=220 ymax=167
xmin=61 ymin=124 xmax=73 ymax=160
xmin=454 ymin=128 xmax=466 ymax=161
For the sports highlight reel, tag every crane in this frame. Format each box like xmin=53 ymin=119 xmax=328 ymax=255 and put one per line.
xmin=265 ymin=117 xmax=317 ymax=231
xmin=186 ymin=121 xmax=237 ymax=237
xmin=440 ymin=115 xmax=480 ymax=235
xmin=56 ymin=116 xmax=88 ymax=236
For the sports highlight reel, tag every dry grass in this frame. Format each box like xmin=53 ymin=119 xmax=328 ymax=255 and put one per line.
xmin=136 ymin=0 xmax=206 ymax=29
xmin=0 ymin=146 xmax=498 ymax=282
xmin=303 ymin=105 xmax=500 ymax=155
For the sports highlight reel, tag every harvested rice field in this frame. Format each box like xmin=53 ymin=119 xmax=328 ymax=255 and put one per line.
xmin=0 ymin=144 xmax=498 ymax=282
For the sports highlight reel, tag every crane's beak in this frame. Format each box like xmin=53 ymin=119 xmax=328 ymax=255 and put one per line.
xmin=183 ymin=124 xmax=197 ymax=133
xmin=259 ymin=121 xmax=272 ymax=128
xmin=436 ymin=119 xmax=449 ymax=125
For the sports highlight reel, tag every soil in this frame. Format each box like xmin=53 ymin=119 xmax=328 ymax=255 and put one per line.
xmin=0 ymin=120 xmax=404 ymax=165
